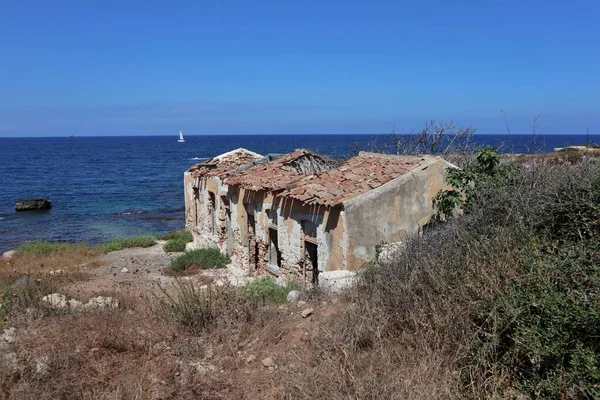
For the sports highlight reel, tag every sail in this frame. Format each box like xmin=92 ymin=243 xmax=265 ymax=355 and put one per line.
xmin=179 ymin=131 xmax=184 ymax=140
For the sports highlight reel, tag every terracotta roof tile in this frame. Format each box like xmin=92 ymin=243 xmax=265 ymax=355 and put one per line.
xmin=279 ymin=152 xmax=426 ymax=206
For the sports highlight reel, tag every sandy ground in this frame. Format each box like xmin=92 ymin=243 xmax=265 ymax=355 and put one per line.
xmin=62 ymin=241 xmax=252 ymax=301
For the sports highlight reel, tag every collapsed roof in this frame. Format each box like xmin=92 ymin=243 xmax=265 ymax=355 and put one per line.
xmin=188 ymin=148 xmax=439 ymax=207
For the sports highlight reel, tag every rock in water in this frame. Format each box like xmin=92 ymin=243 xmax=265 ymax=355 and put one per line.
xmin=15 ymin=198 xmax=51 ymax=212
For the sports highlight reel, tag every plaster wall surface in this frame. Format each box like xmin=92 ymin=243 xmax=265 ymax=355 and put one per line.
xmin=343 ymin=158 xmax=452 ymax=270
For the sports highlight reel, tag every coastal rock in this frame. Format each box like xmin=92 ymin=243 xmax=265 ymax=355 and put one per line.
xmin=2 ymin=327 xmax=16 ymax=344
xmin=15 ymin=198 xmax=51 ymax=212
xmin=68 ymin=299 xmax=83 ymax=309
xmin=42 ymin=293 xmax=68 ymax=309
xmin=85 ymin=296 xmax=119 ymax=309
xmin=287 ymin=290 xmax=301 ymax=303
xmin=2 ymin=250 xmax=16 ymax=261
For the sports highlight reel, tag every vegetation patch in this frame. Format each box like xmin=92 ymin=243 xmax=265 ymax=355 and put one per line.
xmin=16 ymin=241 xmax=91 ymax=256
xmin=244 ymin=276 xmax=301 ymax=305
xmin=156 ymin=280 xmax=255 ymax=334
xmin=1 ymin=278 xmax=57 ymax=327
xmin=170 ymin=248 xmax=230 ymax=272
xmin=162 ymin=230 xmax=193 ymax=253
xmin=98 ymin=236 xmax=156 ymax=252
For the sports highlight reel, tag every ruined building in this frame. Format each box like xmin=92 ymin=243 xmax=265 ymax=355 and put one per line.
xmin=184 ymin=148 xmax=454 ymax=285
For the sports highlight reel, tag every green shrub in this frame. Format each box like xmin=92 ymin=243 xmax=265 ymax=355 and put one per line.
xmin=170 ymin=248 xmax=230 ymax=272
xmin=472 ymin=243 xmax=600 ymax=398
xmin=244 ymin=276 xmax=300 ymax=305
xmin=16 ymin=241 xmax=90 ymax=255
xmin=162 ymin=230 xmax=193 ymax=253
xmin=158 ymin=229 xmax=192 ymax=241
xmin=98 ymin=236 xmax=156 ymax=252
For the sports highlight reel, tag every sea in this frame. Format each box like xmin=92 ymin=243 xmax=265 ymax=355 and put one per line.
xmin=0 ymin=133 xmax=598 ymax=253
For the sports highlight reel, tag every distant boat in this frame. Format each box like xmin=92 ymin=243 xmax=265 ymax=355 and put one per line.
xmin=178 ymin=130 xmax=185 ymax=143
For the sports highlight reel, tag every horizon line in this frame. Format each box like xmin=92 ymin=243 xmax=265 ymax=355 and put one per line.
xmin=1 ymin=132 xmax=599 ymax=139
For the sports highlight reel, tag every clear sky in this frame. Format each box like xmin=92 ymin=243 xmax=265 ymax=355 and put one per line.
xmin=0 ymin=0 xmax=598 ymax=137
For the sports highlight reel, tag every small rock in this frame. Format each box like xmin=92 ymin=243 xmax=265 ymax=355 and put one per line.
xmin=190 ymin=361 xmax=216 ymax=374
xmin=42 ymin=293 xmax=68 ymax=309
xmin=286 ymin=290 xmax=301 ymax=303
xmin=49 ymin=269 xmax=65 ymax=276
xmin=2 ymin=327 xmax=16 ymax=344
xmin=15 ymin=198 xmax=51 ymax=212
xmin=2 ymin=250 xmax=16 ymax=261
xmin=85 ymin=296 xmax=119 ymax=309
xmin=35 ymin=356 xmax=50 ymax=376
xmin=121 ymin=268 xmax=129 ymax=273
xmin=297 ymin=300 xmax=307 ymax=306
xmin=68 ymin=299 xmax=83 ymax=309
xmin=245 ymin=354 xmax=256 ymax=364
xmin=262 ymin=357 xmax=276 ymax=368
xmin=301 ymin=308 xmax=314 ymax=318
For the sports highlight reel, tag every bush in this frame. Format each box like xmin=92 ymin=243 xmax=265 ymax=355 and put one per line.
xmin=156 ymin=280 xmax=256 ymax=334
xmin=473 ymin=243 xmax=600 ymax=398
xmin=16 ymin=241 xmax=90 ymax=255
xmin=158 ymin=229 xmax=192 ymax=241
xmin=98 ymin=236 xmax=156 ymax=252
xmin=0 ymin=278 xmax=56 ymax=326
xmin=244 ymin=276 xmax=300 ymax=305
xmin=288 ymin=151 xmax=600 ymax=398
xmin=170 ymin=248 xmax=230 ymax=272
xmin=162 ymin=230 xmax=193 ymax=253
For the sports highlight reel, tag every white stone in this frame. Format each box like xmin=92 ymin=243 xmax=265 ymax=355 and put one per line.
xmin=245 ymin=354 xmax=256 ymax=364
xmin=318 ymin=270 xmax=357 ymax=293
xmin=2 ymin=327 xmax=16 ymax=344
xmin=85 ymin=296 xmax=119 ymax=309
xmin=42 ymin=293 xmax=68 ymax=309
xmin=121 ymin=267 xmax=129 ymax=273
xmin=261 ymin=357 xmax=276 ymax=368
xmin=301 ymin=308 xmax=314 ymax=318
xmin=286 ymin=290 xmax=302 ymax=303
xmin=2 ymin=250 xmax=16 ymax=260
xmin=35 ymin=356 xmax=49 ymax=376
xmin=68 ymin=299 xmax=83 ymax=309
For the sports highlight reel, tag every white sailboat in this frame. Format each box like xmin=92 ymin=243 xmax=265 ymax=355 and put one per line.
xmin=178 ymin=130 xmax=185 ymax=143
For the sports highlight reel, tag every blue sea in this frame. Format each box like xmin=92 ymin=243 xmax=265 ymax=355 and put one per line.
xmin=0 ymin=133 xmax=598 ymax=253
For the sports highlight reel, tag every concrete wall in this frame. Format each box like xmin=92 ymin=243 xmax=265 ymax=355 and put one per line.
xmin=342 ymin=158 xmax=452 ymax=270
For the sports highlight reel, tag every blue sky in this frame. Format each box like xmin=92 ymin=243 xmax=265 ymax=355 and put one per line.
xmin=0 ymin=0 xmax=598 ymax=137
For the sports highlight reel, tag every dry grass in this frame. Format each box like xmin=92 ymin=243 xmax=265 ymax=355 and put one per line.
xmin=0 ymin=246 xmax=100 ymax=283
xmin=0 ymin=283 xmax=319 ymax=399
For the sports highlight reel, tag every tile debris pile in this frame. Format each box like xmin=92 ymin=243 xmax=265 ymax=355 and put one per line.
xmin=188 ymin=148 xmax=262 ymax=178
xmin=224 ymin=149 xmax=328 ymax=191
